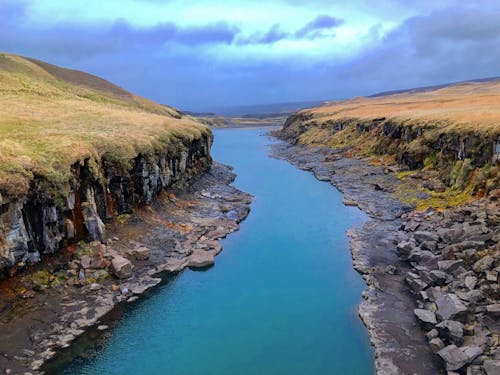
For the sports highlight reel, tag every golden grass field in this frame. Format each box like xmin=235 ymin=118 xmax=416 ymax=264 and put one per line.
xmin=301 ymin=80 xmax=500 ymax=133
xmin=0 ymin=53 xmax=209 ymax=198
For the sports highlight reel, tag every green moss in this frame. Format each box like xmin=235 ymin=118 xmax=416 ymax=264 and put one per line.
xmin=116 ymin=214 xmax=131 ymax=225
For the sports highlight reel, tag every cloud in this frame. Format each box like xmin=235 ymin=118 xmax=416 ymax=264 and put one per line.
xmin=0 ymin=1 xmax=499 ymax=111
xmin=109 ymin=21 xmax=239 ymax=46
xmin=295 ymin=15 xmax=344 ymax=38
xmin=237 ymin=15 xmax=343 ymax=45
xmin=237 ymin=24 xmax=289 ymax=45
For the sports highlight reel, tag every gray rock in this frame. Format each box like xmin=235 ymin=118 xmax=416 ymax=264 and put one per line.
xmin=466 ymin=365 xmax=483 ymax=375
xmin=438 ymin=224 xmax=464 ymax=243
xmin=396 ymin=240 xmax=416 ymax=259
xmin=429 ymin=337 xmax=445 ymax=352
xmin=414 ymin=231 xmax=440 ymax=244
xmin=486 ymin=304 xmax=500 ymax=317
xmin=438 ymin=260 xmax=464 ymax=273
xmin=429 ymin=270 xmax=449 ymax=286
xmin=89 ymin=283 xmax=101 ymax=291
xmin=436 ymin=294 xmax=468 ymax=321
xmin=133 ymin=246 xmax=151 ymax=261
xmin=465 ymin=276 xmax=477 ymax=290
xmin=483 ymin=360 xmax=500 ymax=375
xmin=443 ymin=241 xmax=485 ymax=259
xmin=406 ymin=272 xmax=429 ymax=293
xmin=437 ymin=345 xmax=483 ymax=371
xmin=414 ymin=309 xmax=437 ymax=329
xmin=457 ymin=290 xmax=484 ymax=304
xmin=472 ymin=255 xmax=494 ymax=273
xmin=486 ymin=270 xmax=498 ymax=282
xmin=409 ymin=249 xmax=441 ymax=267
xmin=436 ymin=320 xmax=464 ymax=345
xmin=187 ymin=249 xmax=215 ymax=268
xmin=427 ymin=286 xmax=445 ymax=302
xmin=80 ymin=255 xmax=91 ymax=269
xmin=111 ymin=255 xmax=133 ymax=279
xmin=427 ymin=328 xmax=439 ymax=340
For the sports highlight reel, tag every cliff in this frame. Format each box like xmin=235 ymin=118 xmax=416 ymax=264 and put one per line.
xmin=276 ymin=80 xmax=500 ymax=208
xmin=0 ymin=53 xmax=213 ymax=276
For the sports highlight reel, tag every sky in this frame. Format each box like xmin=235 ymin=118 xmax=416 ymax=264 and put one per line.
xmin=1 ymin=0 xmax=499 ymax=112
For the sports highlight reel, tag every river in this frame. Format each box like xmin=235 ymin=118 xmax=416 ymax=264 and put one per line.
xmin=59 ymin=128 xmax=374 ymax=374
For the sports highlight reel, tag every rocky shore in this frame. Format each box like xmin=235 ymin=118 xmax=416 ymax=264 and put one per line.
xmin=271 ymin=141 xmax=499 ymax=375
xmin=0 ymin=162 xmax=252 ymax=374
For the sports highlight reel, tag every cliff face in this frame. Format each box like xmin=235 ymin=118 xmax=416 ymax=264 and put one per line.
xmin=0 ymin=133 xmax=212 ymax=275
xmin=0 ymin=53 xmax=215 ymax=277
xmin=276 ymin=83 xmax=500 ymax=200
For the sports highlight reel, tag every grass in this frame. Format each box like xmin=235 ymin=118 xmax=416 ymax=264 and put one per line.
xmin=288 ymin=79 xmax=500 ymax=210
xmin=0 ymin=53 xmax=210 ymax=198
xmin=305 ymin=80 xmax=500 ymax=133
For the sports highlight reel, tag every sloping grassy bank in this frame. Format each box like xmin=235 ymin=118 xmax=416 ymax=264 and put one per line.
xmin=276 ymin=80 xmax=500 ymax=209
xmin=0 ymin=53 xmax=212 ymax=275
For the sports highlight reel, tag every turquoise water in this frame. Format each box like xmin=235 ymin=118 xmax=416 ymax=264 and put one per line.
xmin=61 ymin=128 xmax=374 ymax=375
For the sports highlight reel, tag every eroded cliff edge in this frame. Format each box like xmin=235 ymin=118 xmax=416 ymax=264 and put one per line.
xmin=0 ymin=53 xmax=253 ymax=374
xmin=0 ymin=132 xmax=212 ymax=276
xmin=272 ymin=81 xmax=500 ymax=375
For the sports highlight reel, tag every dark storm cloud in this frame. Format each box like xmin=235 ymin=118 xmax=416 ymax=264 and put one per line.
xmin=328 ymin=7 xmax=500 ymax=97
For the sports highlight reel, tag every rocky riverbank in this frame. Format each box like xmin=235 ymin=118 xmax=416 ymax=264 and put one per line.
xmin=270 ymin=141 xmax=499 ymax=375
xmin=0 ymin=162 xmax=252 ymax=374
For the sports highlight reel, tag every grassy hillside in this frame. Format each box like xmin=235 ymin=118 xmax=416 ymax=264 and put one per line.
xmin=304 ymin=80 xmax=500 ymax=132
xmin=0 ymin=53 xmax=209 ymax=199
xmin=278 ymin=80 xmax=500 ymax=209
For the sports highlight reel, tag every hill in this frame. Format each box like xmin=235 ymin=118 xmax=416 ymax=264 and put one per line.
xmin=277 ymin=79 xmax=500 ymax=209
xmin=0 ymin=53 xmax=209 ymax=198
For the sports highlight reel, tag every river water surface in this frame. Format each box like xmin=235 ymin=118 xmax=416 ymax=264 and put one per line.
xmin=60 ymin=128 xmax=374 ymax=374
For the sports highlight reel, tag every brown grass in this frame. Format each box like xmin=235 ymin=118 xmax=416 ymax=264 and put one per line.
xmin=0 ymin=53 xmax=209 ymax=198
xmin=303 ymin=80 xmax=500 ymax=133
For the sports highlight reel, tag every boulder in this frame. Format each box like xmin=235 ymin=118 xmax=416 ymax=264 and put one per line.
xmin=133 ymin=246 xmax=151 ymax=261
xmin=436 ymin=294 xmax=468 ymax=321
xmin=486 ymin=270 xmax=498 ymax=282
xmin=485 ymin=304 xmax=500 ymax=317
xmin=457 ymin=290 xmax=484 ymax=304
xmin=414 ymin=231 xmax=440 ymax=244
xmin=414 ymin=309 xmax=437 ymax=329
xmin=443 ymin=241 xmax=485 ymax=259
xmin=429 ymin=338 xmax=445 ymax=353
xmin=80 ymin=255 xmax=91 ymax=269
xmin=429 ymin=270 xmax=449 ymax=286
xmin=406 ymin=272 xmax=428 ymax=293
xmin=438 ymin=260 xmax=464 ymax=273
xmin=426 ymin=329 xmax=439 ymax=340
xmin=111 ymin=255 xmax=133 ymax=279
xmin=472 ymin=255 xmax=494 ymax=273
xmin=483 ymin=360 xmax=500 ymax=375
xmin=465 ymin=276 xmax=477 ymax=290
xmin=187 ymin=249 xmax=215 ymax=268
xmin=396 ymin=240 xmax=415 ymax=259
xmin=436 ymin=320 xmax=464 ymax=345
xmin=437 ymin=345 xmax=483 ymax=371
xmin=409 ymin=249 xmax=441 ymax=267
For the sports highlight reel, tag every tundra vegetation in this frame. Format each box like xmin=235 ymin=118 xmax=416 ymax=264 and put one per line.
xmin=279 ymin=80 xmax=500 ymax=210
xmin=0 ymin=53 xmax=209 ymax=200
